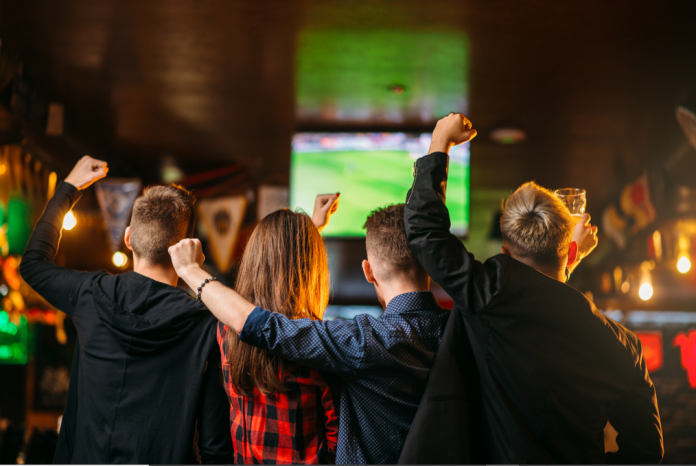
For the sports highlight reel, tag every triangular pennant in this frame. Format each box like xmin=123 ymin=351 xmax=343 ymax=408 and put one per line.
xmin=198 ymin=196 xmax=247 ymax=273
xmin=95 ymin=178 xmax=142 ymax=253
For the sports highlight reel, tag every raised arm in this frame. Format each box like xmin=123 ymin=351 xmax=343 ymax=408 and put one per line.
xmin=19 ymin=156 xmax=108 ymax=317
xmin=404 ymin=114 xmax=500 ymax=312
xmin=606 ymin=338 xmax=664 ymax=464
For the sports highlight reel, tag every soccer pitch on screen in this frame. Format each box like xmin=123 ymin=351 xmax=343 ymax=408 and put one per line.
xmin=290 ymin=133 xmax=469 ymax=237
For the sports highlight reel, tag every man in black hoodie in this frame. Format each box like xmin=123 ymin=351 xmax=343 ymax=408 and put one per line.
xmin=20 ymin=156 xmax=233 ymax=464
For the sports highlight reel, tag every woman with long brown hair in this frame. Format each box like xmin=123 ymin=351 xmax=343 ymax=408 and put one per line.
xmin=216 ymin=195 xmax=340 ymax=464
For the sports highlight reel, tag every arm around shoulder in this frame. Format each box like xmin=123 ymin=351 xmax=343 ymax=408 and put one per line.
xmin=241 ymin=311 xmax=369 ymax=376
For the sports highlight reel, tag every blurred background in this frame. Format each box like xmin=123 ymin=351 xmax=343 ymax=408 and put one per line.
xmin=0 ymin=0 xmax=696 ymax=463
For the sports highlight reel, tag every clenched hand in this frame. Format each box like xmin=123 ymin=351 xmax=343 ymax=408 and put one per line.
xmin=168 ymin=238 xmax=206 ymax=275
xmin=312 ymin=193 xmax=340 ymax=232
xmin=64 ymin=156 xmax=108 ymax=190
xmin=428 ymin=113 xmax=478 ymax=155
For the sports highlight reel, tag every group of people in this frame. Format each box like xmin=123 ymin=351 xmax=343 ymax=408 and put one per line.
xmin=20 ymin=114 xmax=663 ymax=464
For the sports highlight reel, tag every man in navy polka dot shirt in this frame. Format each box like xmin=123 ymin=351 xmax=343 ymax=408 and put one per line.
xmin=171 ymin=203 xmax=450 ymax=464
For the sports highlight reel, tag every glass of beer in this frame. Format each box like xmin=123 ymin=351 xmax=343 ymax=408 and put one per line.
xmin=554 ymin=188 xmax=586 ymax=226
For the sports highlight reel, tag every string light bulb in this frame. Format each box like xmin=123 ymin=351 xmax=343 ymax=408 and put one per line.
xmin=112 ymin=252 xmax=128 ymax=268
xmin=62 ymin=211 xmax=77 ymax=230
xmin=639 ymin=283 xmax=653 ymax=301
xmin=677 ymin=255 xmax=691 ymax=274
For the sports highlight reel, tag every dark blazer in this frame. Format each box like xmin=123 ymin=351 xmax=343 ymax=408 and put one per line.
xmin=399 ymin=152 xmax=663 ymax=464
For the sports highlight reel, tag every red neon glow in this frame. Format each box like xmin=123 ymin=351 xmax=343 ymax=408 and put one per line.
xmin=673 ymin=330 xmax=696 ymax=389
xmin=635 ymin=332 xmax=663 ymax=372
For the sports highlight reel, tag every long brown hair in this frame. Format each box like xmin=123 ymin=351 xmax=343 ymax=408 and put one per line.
xmin=227 ymin=209 xmax=329 ymax=396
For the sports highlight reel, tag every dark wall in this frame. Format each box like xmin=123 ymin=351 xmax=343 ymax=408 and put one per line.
xmin=0 ymin=365 xmax=26 ymax=425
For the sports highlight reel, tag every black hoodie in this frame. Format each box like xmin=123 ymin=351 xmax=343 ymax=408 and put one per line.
xmin=20 ymin=182 xmax=233 ymax=464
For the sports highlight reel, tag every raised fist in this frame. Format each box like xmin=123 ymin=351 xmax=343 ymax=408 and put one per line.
xmin=64 ymin=156 xmax=108 ymax=190
xmin=312 ymin=193 xmax=340 ymax=232
xmin=428 ymin=113 xmax=477 ymax=154
xmin=168 ymin=238 xmax=206 ymax=274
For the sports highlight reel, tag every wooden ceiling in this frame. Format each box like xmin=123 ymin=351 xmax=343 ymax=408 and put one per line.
xmin=1 ymin=0 xmax=695 ymax=209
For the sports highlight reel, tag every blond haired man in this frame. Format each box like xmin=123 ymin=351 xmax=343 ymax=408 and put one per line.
xmin=400 ymin=114 xmax=663 ymax=464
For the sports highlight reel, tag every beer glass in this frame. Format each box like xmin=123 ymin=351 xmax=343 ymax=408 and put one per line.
xmin=554 ymin=188 xmax=586 ymax=227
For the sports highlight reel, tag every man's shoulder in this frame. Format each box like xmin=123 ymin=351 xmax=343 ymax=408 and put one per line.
xmin=92 ymin=270 xmax=213 ymax=321
xmin=482 ymin=253 xmax=513 ymax=282
xmin=592 ymin=307 xmax=642 ymax=354
xmin=376 ymin=294 xmax=449 ymax=341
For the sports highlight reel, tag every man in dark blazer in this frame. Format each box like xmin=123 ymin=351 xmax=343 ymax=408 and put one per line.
xmin=399 ymin=114 xmax=663 ymax=464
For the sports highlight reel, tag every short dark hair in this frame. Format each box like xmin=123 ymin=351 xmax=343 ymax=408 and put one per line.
xmin=363 ymin=204 xmax=426 ymax=282
xmin=129 ymin=185 xmax=196 ymax=266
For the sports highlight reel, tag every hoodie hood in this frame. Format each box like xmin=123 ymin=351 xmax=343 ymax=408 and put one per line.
xmin=92 ymin=271 xmax=211 ymax=355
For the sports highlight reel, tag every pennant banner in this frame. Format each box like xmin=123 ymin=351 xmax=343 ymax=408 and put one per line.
xmin=257 ymin=185 xmax=289 ymax=220
xmin=95 ymin=178 xmax=142 ymax=253
xmin=198 ymin=196 xmax=247 ymax=273
xmin=601 ymin=172 xmax=655 ymax=250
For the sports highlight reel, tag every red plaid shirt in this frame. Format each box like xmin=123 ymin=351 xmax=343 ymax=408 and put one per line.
xmin=217 ymin=322 xmax=340 ymax=464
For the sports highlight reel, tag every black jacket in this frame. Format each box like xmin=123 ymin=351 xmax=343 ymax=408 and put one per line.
xmin=20 ymin=182 xmax=233 ymax=464
xmin=400 ymin=152 xmax=663 ymax=464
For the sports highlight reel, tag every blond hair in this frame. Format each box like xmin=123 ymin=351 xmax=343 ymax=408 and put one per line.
xmin=500 ymin=182 xmax=574 ymax=266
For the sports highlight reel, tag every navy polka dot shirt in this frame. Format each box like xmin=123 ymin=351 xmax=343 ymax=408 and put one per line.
xmin=240 ymin=291 xmax=449 ymax=464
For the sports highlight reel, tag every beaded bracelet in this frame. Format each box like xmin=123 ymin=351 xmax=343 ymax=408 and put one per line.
xmin=197 ymin=276 xmax=218 ymax=301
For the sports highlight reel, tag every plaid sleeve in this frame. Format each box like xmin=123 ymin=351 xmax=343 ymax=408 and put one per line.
xmin=216 ymin=322 xmax=233 ymax=405
xmin=305 ymin=369 xmax=340 ymax=461
xmin=216 ymin=321 xmax=230 ymax=365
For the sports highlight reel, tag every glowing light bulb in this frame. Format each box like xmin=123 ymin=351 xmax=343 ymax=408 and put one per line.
xmin=621 ymin=281 xmax=630 ymax=294
xmin=677 ymin=256 xmax=691 ymax=274
xmin=639 ymin=283 xmax=653 ymax=301
xmin=112 ymin=252 xmax=128 ymax=267
xmin=62 ymin=211 xmax=77 ymax=230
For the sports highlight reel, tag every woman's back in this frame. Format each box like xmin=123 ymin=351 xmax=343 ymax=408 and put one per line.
xmin=217 ymin=323 xmax=339 ymax=464
xmin=215 ymin=206 xmax=340 ymax=464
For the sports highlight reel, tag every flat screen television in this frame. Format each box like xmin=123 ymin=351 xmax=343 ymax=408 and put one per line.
xmin=290 ymin=132 xmax=470 ymax=237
